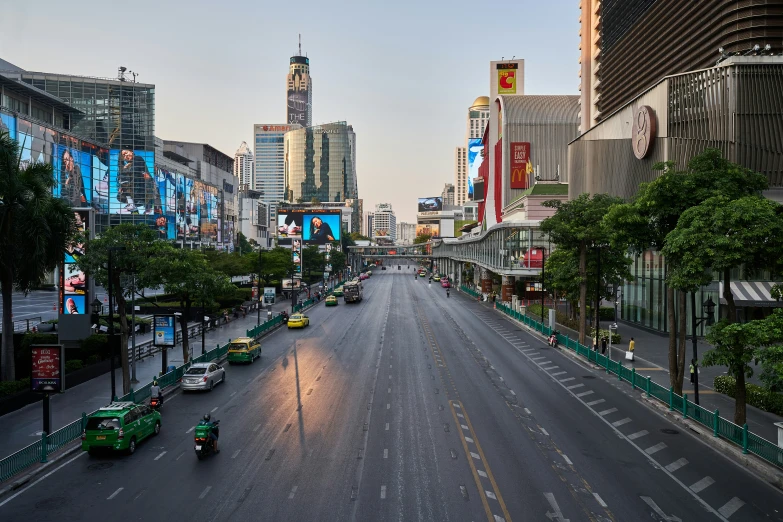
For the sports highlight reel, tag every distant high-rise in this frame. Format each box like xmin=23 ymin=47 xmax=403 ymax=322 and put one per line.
xmin=454 ymin=147 xmax=467 ymax=205
xmin=373 ymin=203 xmax=396 ymax=242
xmin=287 ymin=35 xmax=312 ymax=127
xmin=254 ymin=124 xmax=299 ymax=223
xmin=234 ymin=141 xmax=254 ymax=187
xmin=441 ymin=183 xmax=455 ymax=206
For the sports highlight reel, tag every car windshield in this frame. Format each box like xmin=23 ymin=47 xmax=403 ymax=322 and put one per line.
xmin=185 ymin=367 xmax=207 ymax=375
xmin=86 ymin=417 xmax=120 ymax=430
xmin=229 ymin=343 xmax=248 ymax=350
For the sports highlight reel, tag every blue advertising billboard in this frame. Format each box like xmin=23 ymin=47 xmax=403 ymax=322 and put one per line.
xmin=302 ymin=212 xmax=341 ymax=244
xmin=153 ymin=315 xmax=177 ymax=347
xmin=468 ymin=138 xmax=484 ymax=200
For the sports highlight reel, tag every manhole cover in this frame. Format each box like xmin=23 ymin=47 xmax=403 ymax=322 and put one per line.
xmin=35 ymin=497 xmax=67 ymax=510
xmin=660 ymin=429 xmax=680 ymax=435
xmin=582 ymin=376 xmax=596 ymax=379
xmin=88 ymin=462 xmax=114 ymax=471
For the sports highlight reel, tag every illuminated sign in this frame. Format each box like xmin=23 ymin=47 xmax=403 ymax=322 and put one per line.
xmin=510 ymin=142 xmax=531 ymax=189
xmin=153 ymin=315 xmax=177 ymax=347
xmin=261 ymin=125 xmax=296 ymax=132
xmin=31 ymin=345 xmax=65 ymax=393
xmin=497 ymin=64 xmax=517 ymax=95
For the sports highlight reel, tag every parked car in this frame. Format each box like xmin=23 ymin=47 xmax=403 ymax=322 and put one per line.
xmin=81 ymin=402 xmax=160 ymax=455
xmin=181 ymin=362 xmax=226 ymax=392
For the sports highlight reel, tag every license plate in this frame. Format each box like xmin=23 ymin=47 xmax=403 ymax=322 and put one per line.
xmin=195 ymin=445 xmax=202 ymax=451
xmin=96 ymin=436 xmax=106 ymax=440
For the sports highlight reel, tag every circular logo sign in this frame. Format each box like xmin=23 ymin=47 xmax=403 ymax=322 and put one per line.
xmin=631 ymin=105 xmax=656 ymax=159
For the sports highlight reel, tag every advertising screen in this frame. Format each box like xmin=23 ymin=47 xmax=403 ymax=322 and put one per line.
xmin=109 ymin=149 xmax=159 ymax=215
xmin=418 ymin=197 xmax=443 ymax=213
xmin=292 ymin=238 xmax=302 ymax=276
xmin=31 ymin=345 xmax=64 ymax=393
xmin=416 ymin=223 xmax=440 ymax=237
xmin=63 ymin=294 xmax=86 ymax=315
xmin=61 ymin=209 xmax=90 ymax=314
xmin=510 ymin=142 xmax=531 ymax=189
xmin=287 ymin=89 xmax=309 ymax=126
xmin=153 ymin=315 xmax=177 ymax=347
xmin=53 ymin=144 xmax=91 ymax=207
xmin=302 ymin=212 xmax=341 ymax=244
xmin=263 ymin=287 xmax=276 ymax=304
xmin=497 ymin=62 xmax=518 ymax=95
xmin=467 ymin=138 xmax=484 ymax=200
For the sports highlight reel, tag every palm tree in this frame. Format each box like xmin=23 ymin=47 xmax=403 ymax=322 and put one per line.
xmin=0 ymin=131 xmax=75 ymax=381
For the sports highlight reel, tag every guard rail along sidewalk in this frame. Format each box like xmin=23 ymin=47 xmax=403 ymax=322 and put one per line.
xmin=465 ymin=285 xmax=783 ymax=473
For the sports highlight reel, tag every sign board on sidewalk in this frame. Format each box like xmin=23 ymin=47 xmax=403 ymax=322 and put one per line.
xmin=153 ymin=315 xmax=177 ymax=347
xmin=31 ymin=345 xmax=65 ymax=393
xmin=263 ymin=287 xmax=276 ymax=305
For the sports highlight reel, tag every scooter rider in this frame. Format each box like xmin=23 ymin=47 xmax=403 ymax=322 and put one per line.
xmin=202 ymin=414 xmax=219 ymax=453
xmin=548 ymin=331 xmax=560 ymax=347
xmin=447 ymin=288 xmax=450 ymax=298
xmin=150 ymin=380 xmax=162 ymax=404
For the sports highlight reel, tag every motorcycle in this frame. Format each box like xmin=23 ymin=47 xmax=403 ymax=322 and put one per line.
xmin=548 ymin=331 xmax=560 ymax=347
xmin=446 ymin=289 xmax=450 ymax=298
xmin=280 ymin=311 xmax=289 ymax=324
xmin=194 ymin=420 xmax=220 ymax=460
xmin=150 ymin=395 xmax=162 ymax=412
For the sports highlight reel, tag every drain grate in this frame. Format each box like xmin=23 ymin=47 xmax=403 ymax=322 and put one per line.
xmin=661 ymin=428 xmax=680 ymax=435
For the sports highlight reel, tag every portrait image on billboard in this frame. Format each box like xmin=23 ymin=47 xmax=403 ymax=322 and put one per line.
xmin=467 ymin=138 xmax=485 ymax=200
xmin=153 ymin=168 xmax=177 ymax=240
xmin=417 ymin=197 xmax=443 ymax=213
xmin=64 ymin=210 xmax=89 ymax=264
xmin=53 ymin=144 xmax=90 ymax=208
xmin=302 ymin=211 xmax=341 ymax=244
xmin=109 ymin=149 xmax=159 ymax=215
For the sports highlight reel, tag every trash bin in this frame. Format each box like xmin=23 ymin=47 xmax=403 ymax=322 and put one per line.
xmin=166 ymin=365 xmax=176 ymax=374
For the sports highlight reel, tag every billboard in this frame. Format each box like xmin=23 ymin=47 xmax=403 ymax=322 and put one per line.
xmin=31 ymin=345 xmax=65 ymax=393
xmin=109 ymin=149 xmax=159 ymax=215
xmin=416 ymin=223 xmax=440 ymax=237
xmin=287 ymin=90 xmax=309 ymax=126
xmin=153 ymin=315 xmax=177 ymax=347
xmin=510 ymin=142 xmax=531 ymax=189
xmin=292 ymin=238 xmax=302 ymax=277
xmin=60 ymin=209 xmax=91 ymax=314
xmin=467 ymin=138 xmax=484 ymax=200
xmin=497 ymin=62 xmax=518 ymax=95
xmin=264 ymin=287 xmax=276 ymax=304
xmin=417 ymin=197 xmax=443 ymax=213
xmin=277 ymin=209 xmax=341 ymax=245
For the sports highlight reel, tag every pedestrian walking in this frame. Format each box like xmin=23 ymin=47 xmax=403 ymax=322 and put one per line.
xmin=601 ymin=336 xmax=607 ymax=355
xmin=690 ymin=359 xmax=696 ymax=384
xmin=629 ymin=337 xmax=635 ymax=352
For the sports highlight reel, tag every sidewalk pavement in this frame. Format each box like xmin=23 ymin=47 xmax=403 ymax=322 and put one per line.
xmin=479 ymin=298 xmax=782 ymax=443
xmin=0 ymin=298 xmax=297 ymax=460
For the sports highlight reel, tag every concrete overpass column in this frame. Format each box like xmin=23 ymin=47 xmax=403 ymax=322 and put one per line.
xmin=480 ymin=268 xmax=493 ymax=294
xmin=501 ymin=275 xmax=515 ymax=303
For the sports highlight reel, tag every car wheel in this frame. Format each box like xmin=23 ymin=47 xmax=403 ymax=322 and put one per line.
xmin=128 ymin=437 xmax=137 ymax=455
xmin=154 ymin=421 xmax=161 ymax=436
xmin=209 ymin=380 xmax=214 ymax=391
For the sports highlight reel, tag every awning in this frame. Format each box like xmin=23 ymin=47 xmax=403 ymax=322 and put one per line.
xmin=718 ymin=281 xmax=782 ymax=307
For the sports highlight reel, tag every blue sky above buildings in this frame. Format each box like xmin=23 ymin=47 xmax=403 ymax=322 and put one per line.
xmin=1 ymin=0 xmax=578 ymax=222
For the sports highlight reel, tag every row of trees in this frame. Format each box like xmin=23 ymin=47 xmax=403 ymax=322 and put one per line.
xmin=541 ymin=150 xmax=783 ymax=424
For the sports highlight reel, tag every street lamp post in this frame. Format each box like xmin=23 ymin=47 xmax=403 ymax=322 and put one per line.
xmin=107 ymin=246 xmax=126 ymax=402
xmin=691 ymin=293 xmax=716 ymax=405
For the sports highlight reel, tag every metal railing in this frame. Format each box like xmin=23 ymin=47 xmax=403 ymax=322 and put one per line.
xmin=0 ymin=317 xmax=44 ymax=333
xmin=490 ymin=298 xmax=783 ymax=471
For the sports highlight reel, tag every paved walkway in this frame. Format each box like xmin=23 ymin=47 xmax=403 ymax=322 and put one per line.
xmin=0 ymin=298 xmax=298 ymax=460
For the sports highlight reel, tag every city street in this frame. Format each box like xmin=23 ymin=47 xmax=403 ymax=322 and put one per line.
xmin=1 ymin=269 xmax=780 ymax=521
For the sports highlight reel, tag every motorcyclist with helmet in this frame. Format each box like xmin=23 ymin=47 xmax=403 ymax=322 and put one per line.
xmin=200 ymin=414 xmax=219 ymax=453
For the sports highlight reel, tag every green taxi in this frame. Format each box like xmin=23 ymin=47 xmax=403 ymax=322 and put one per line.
xmin=333 ymin=286 xmax=344 ymax=297
xmin=82 ymin=402 xmax=161 ymax=455
xmin=227 ymin=336 xmax=261 ymax=364
xmin=325 ymin=295 xmax=338 ymax=306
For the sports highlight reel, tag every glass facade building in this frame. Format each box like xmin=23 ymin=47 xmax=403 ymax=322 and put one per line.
xmin=254 ymin=124 xmax=298 ymax=223
xmin=284 ymin=122 xmax=357 ymax=204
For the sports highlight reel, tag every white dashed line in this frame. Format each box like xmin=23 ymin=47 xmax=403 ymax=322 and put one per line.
xmin=385 ymin=423 xmax=389 ymax=431
xmin=210 ymin=407 xmax=218 ymax=413
xmin=644 ymin=442 xmax=666 ymax=455
xmin=560 ymin=377 xmax=575 ymax=383
xmin=383 ymin=449 xmax=388 ymax=459
xmin=627 ymin=430 xmax=648 ymax=441
xmin=576 ymin=390 xmax=594 ymax=398
xmin=470 ymin=452 xmax=481 ymax=460
xmin=665 ymin=458 xmax=688 ymax=472
xmin=288 ymin=485 xmax=298 ymax=499
xmin=612 ymin=418 xmax=632 ymax=427
xmin=231 ymin=450 xmax=241 ymax=459
xmin=566 ymin=383 xmax=584 ymax=390
xmin=486 ymin=490 xmax=497 ymax=500
xmin=551 ymin=371 xmax=567 ymax=376
xmin=585 ymin=399 xmax=605 ymax=406
xmin=477 ymin=469 xmax=488 ymax=477
xmin=457 ymin=413 xmax=465 ymax=418
xmin=689 ymin=476 xmax=714 ymax=493
xmin=388 ymin=388 xmax=391 ymax=393
xmin=542 ymin=366 xmax=559 ymax=371
xmin=465 ymin=436 xmax=474 ymax=443
xmin=599 ymin=408 xmax=618 ymax=416
xmin=718 ymin=497 xmax=745 ymax=518
xmin=154 ymin=451 xmax=166 ymax=461
xmin=186 ymin=426 xmax=195 ymax=434
xmin=107 ymin=487 xmax=123 ymax=500
xmin=199 ymin=486 xmax=212 ymax=499
xmin=510 ymin=390 xmax=516 ymax=395
xmin=380 ymin=485 xmax=387 ymax=499
xmin=593 ymin=493 xmax=608 ymax=508
xmin=522 ymin=349 xmax=536 ymax=353
xmin=386 ymin=404 xmax=390 ymax=410
xmin=539 ymin=427 xmax=550 ymax=436
xmin=532 ymin=357 xmax=546 ymax=361
xmin=461 ymin=424 xmax=469 ymax=430
xmin=253 ymin=423 xmax=261 ymax=432
xmin=561 ymin=454 xmax=573 ymax=465
xmin=524 ymin=408 xmax=531 ymax=414
xmin=230 ymin=391 xmax=236 ymax=397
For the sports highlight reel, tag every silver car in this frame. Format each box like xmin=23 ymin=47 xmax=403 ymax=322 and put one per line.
xmin=181 ymin=362 xmax=226 ymax=392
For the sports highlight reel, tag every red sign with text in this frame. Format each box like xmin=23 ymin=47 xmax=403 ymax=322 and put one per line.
xmin=31 ymin=345 xmax=64 ymax=393
xmin=510 ymin=142 xmax=531 ymax=189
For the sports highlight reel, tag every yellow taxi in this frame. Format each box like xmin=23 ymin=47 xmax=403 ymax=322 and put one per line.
xmin=433 ymin=275 xmax=441 ymax=282
xmin=227 ymin=337 xmax=261 ymax=364
xmin=287 ymin=313 xmax=310 ymax=329
xmin=325 ymin=295 xmax=338 ymax=306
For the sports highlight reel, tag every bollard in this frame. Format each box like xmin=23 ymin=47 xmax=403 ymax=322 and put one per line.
xmin=682 ymin=393 xmax=688 ymax=419
xmin=631 ymin=368 xmax=636 ymax=390
xmin=713 ymin=409 xmax=719 ymax=437
xmin=669 ymin=387 xmax=674 ymax=411
xmin=40 ymin=432 xmax=48 ymax=463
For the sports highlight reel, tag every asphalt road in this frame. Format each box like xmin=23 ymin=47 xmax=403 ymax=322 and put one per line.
xmin=1 ymin=268 xmax=781 ymax=521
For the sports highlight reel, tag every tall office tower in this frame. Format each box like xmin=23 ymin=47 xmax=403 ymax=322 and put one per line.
xmin=578 ymin=0 xmax=783 ymax=132
xmin=363 ymin=211 xmax=374 ymax=238
xmin=234 ymin=141 xmax=254 ymax=187
xmin=454 ymin=147 xmax=467 ymax=205
xmin=372 ymin=203 xmax=397 ymax=242
xmin=254 ymin=124 xmax=299 ymax=224
xmin=441 ymin=183 xmax=455 ymax=206
xmin=287 ymin=36 xmax=312 ymax=127
xmin=466 ymin=96 xmax=490 ymax=202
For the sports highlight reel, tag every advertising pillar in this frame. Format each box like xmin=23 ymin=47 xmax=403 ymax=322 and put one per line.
xmin=501 ymin=275 xmax=515 ymax=303
xmin=480 ymin=268 xmax=493 ymax=294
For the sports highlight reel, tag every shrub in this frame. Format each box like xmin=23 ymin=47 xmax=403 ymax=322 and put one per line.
xmin=235 ymin=288 xmax=253 ymax=300
xmin=80 ymin=335 xmax=109 ymax=361
xmin=85 ymin=354 xmax=101 ymax=366
xmin=589 ymin=328 xmax=621 ymax=344
xmin=712 ymin=375 xmax=783 ymax=416
xmin=0 ymin=378 xmax=30 ymax=398
xmin=586 ymin=306 xmax=617 ymax=321
xmin=713 ymin=375 xmax=736 ymax=396
xmin=65 ymin=360 xmax=84 ymax=373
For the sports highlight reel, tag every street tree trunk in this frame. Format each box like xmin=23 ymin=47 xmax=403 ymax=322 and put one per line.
xmin=112 ymin=271 xmax=130 ymax=395
xmin=0 ymin=268 xmax=15 ymax=382
xmin=667 ymin=286 xmax=678 ymax=391
xmin=675 ymin=291 xmax=688 ymax=395
xmin=578 ymin=244 xmax=587 ymax=345
xmin=734 ymin=366 xmax=747 ymax=425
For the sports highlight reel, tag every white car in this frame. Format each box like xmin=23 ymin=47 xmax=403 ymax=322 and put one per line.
xmin=181 ymin=362 xmax=226 ymax=392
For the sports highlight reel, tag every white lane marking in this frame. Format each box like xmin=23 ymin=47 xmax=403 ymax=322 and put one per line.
xmin=465 ymin=436 xmax=474 ymax=443
xmin=593 ymin=493 xmax=608 ymax=508
xmin=641 ymin=496 xmax=683 ymax=521
xmin=664 ymin=458 xmax=689 ymax=472
xmin=230 ymin=391 xmax=236 ymax=397
xmin=524 ymin=408 xmax=531 ymax=414
xmin=566 ymin=383 xmax=584 ymax=390
xmin=154 ymin=451 xmax=166 ymax=461
xmin=644 ymin=442 xmax=667 ymax=455
xmin=288 ymin=485 xmax=298 ymax=499
xmin=576 ymin=390 xmax=594 ymax=398
xmin=210 ymin=407 xmax=218 ymax=413
xmin=461 ymin=424 xmax=469 ymax=430
xmin=389 ymin=364 xmax=392 ymax=369
xmin=388 ymin=375 xmax=391 ymax=380
xmin=453 ymin=403 xmax=461 ymax=408
xmin=560 ymin=377 xmax=575 ymax=383
xmin=380 ymin=485 xmax=387 ymax=499
xmin=718 ymin=497 xmax=745 ymax=518
xmin=0 ymin=451 xmax=87 ymax=508
xmin=539 ymin=427 xmax=550 ymax=436
xmin=107 ymin=487 xmax=123 ymax=500
xmin=532 ymin=357 xmax=547 ymax=361
xmin=186 ymin=426 xmax=195 ymax=433
xmin=199 ymin=486 xmax=212 ymax=499
xmin=612 ymin=418 xmax=632 ymax=427
xmin=386 ymin=404 xmax=390 ymax=410
xmin=477 ymin=469 xmax=488 ymax=478
xmin=457 ymin=413 xmax=465 ymax=418
xmin=538 ymin=361 xmax=553 ymax=366
xmin=599 ymin=408 xmax=618 ymax=416
xmin=510 ymin=390 xmax=516 ymax=396
xmin=470 ymin=452 xmax=481 ymax=460
xmin=689 ymin=476 xmax=715 ymax=493
xmin=586 ymin=399 xmax=605 ymax=406
xmin=383 ymin=449 xmax=388 ymax=459
xmin=522 ymin=349 xmax=536 ymax=353
xmin=551 ymin=371 xmax=567 ymax=376
xmin=385 ymin=423 xmax=389 ymax=431
xmin=486 ymin=490 xmax=497 ymax=500
xmin=542 ymin=366 xmax=559 ymax=371
xmin=543 ymin=493 xmax=567 ymax=522
xmin=388 ymin=388 xmax=391 ymax=393
xmin=253 ymin=423 xmax=261 ymax=432
xmin=562 ymin=454 xmax=573 ymax=465
xmin=231 ymin=450 xmax=241 ymax=459
xmin=627 ymin=430 xmax=648 ymax=441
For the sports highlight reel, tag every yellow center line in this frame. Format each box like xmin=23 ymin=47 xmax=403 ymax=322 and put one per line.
xmin=449 ymin=402 xmax=495 ymax=521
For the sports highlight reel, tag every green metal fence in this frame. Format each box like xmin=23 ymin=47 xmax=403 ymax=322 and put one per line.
xmin=0 ymin=311 xmax=287 ymax=483
xmin=492 ymin=302 xmax=783 ymax=470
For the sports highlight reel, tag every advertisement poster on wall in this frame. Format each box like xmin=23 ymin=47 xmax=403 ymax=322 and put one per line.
xmin=416 ymin=223 xmax=440 ymax=237
xmin=153 ymin=315 xmax=177 ymax=347
xmin=509 ymin=142 xmax=531 ymax=189
xmin=292 ymin=238 xmax=302 ymax=276
xmin=497 ymin=62 xmax=518 ymax=95
xmin=31 ymin=345 xmax=65 ymax=393
xmin=467 ymin=138 xmax=484 ymax=200
xmin=264 ymin=287 xmax=276 ymax=305
xmin=109 ymin=149 xmax=159 ymax=215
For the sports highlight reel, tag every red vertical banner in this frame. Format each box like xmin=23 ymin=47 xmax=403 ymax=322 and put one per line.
xmin=494 ymin=139 xmax=503 ymax=224
xmin=510 ymin=142 xmax=530 ymax=189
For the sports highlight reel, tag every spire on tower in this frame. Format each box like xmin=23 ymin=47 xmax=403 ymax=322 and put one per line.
xmin=299 ymin=34 xmax=302 ymax=56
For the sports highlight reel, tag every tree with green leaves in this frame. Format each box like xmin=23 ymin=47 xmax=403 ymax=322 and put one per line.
xmin=0 ymin=131 xmax=76 ymax=381
xmin=257 ymin=247 xmax=294 ymax=286
xmin=413 ymin=233 xmax=432 ymax=245
xmin=329 ymin=248 xmax=346 ymax=279
xmin=236 ymin=232 xmax=252 ymax=254
xmin=77 ymin=224 xmax=167 ymax=393
xmin=541 ymin=193 xmax=627 ymax=345
xmin=302 ymin=245 xmax=325 ymax=280
xmin=203 ymin=249 xmax=255 ymax=278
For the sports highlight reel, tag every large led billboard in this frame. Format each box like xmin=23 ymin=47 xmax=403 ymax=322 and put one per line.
xmin=416 ymin=223 xmax=440 ymax=237
xmin=467 ymin=138 xmax=484 ymax=200
xmin=287 ymin=90 xmax=309 ymax=126
xmin=277 ymin=209 xmax=341 ymax=245
xmin=417 ymin=197 xmax=443 ymax=213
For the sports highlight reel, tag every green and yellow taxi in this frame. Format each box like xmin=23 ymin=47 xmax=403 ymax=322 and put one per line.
xmin=419 ymin=270 xmax=426 ymax=277
xmin=82 ymin=402 xmax=161 ymax=455
xmin=227 ymin=336 xmax=261 ymax=364
xmin=433 ymin=275 xmax=441 ymax=282
xmin=325 ymin=295 xmax=338 ymax=306
xmin=287 ymin=313 xmax=310 ymax=329
xmin=333 ymin=286 xmax=344 ymax=297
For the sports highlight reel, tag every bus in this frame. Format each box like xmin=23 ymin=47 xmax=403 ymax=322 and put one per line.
xmin=343 ymin=282 xmax=363 ymax=303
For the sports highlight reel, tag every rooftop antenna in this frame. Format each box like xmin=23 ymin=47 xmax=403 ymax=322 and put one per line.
xmin=299 ymin=34 xmax=302 ymax=56
xmin=511 ymin=55 xmax=515 ymax=61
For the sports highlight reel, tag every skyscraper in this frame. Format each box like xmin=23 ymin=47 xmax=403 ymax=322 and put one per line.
xmin=454 ymin=147 xmax=467 ymax=205
xmin=441 ymin=183 xmax=455 ymax=206
xmin=234 ymin=141 xmax=254 ymax=187
xmin=254 ymin=124 xmax=299 ymax=223
xmin=372 ymin=203 xmax=396 ymax=243
xmin=287 ymin=36 xmax=312 ymax=127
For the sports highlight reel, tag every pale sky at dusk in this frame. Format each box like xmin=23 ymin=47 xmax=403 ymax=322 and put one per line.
xmin=0 ymin=0 xmax=578 ymax=223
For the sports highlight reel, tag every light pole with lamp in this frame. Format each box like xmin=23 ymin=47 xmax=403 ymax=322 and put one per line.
xmin=691 ymin=293 xmax=716 ymax=405
xmin=107 ymin=246 xmax=126 ymax=401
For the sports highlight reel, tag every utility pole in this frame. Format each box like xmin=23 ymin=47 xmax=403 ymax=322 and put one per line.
xmin=130 ymin=272 xmax=137 ymax=384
